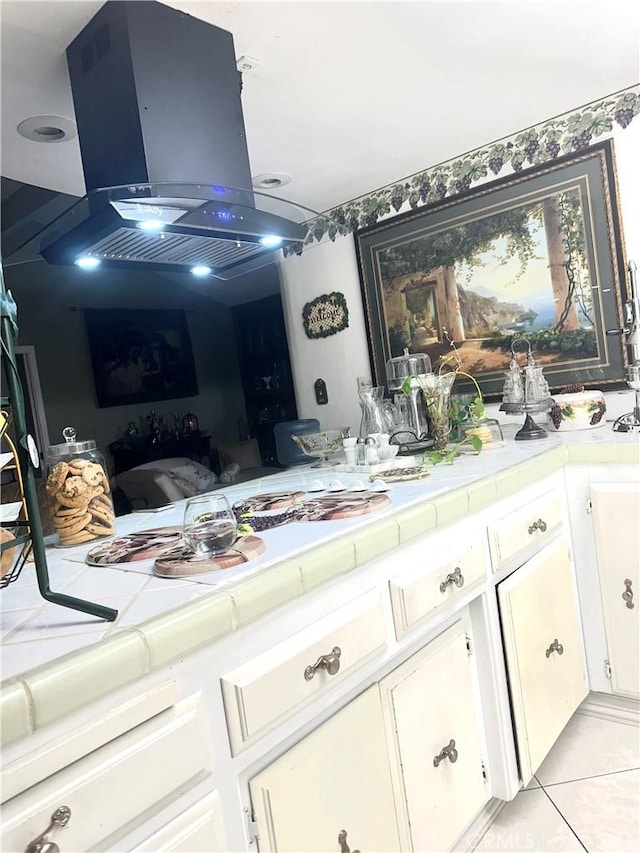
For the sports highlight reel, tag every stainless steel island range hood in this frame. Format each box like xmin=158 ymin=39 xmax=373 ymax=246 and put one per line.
xmin=39 ymin=1 xmax=315 ymax=279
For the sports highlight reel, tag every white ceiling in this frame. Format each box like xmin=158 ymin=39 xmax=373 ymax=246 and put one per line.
xmin=1 ymin=0 xmax=639 ymax=216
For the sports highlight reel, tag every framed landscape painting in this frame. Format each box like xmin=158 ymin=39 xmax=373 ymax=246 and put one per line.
xmin=355 ymin=141 xmax=628 ymax=398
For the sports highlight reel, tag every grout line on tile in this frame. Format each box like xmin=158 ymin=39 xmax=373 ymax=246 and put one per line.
xmin=539 ymin=783 xmax=589 ymax=852
xmin=540 ymin=765 xmax=640 ymax=788
xmin=15 ymin=675 xmax=36 ymax=734
xmin=130 ymin=627 xmax=152 ymax=673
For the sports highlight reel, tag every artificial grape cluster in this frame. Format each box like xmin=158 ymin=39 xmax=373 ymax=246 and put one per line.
xmin=545 ymin=140 xmax=561 ymax=159
xmin=559 ymin=383 xmax=585 ymax=394
xmin=614 ymin=108 xmax=634 ymax=129
xmin=435 ymin=182 xmax=447 ymax=199
xmin=590 ymin=401 xmax=606 ymax=425
xmin=523 ymin=140 xmax=539 ymax=162
xmin=550 ymin=403 xmax=564 ymax=429
xmin=418 ymin=181 xmax=430 ymax=202
xmin=391 ymin=194 xmax=404 ymax=212
xmin=488 ymin=157 xmax=504 ymax=175
xmin=570 ymin=131 xmax=592 ymax=151
xmin=455 ymin=176 xmax=472 ymax=193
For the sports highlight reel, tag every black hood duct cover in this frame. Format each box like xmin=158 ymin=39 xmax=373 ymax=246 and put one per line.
xmin=38 ymin=1 xmax=315 ymax=278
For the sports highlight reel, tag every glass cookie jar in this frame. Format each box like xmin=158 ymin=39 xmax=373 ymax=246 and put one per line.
xmin=46 ymin=427 xmax=115 ymax=547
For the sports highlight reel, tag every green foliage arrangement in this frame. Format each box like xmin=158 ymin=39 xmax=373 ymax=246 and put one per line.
xmin=401 ymin=331 xmax=487 ymax=466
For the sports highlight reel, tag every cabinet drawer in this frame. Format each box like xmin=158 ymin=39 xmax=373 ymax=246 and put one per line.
xmin=134 ymin=791 xmax=226 ymax=852
xmin=1 ymin=695 xmax=211 ymax=853
xmin=389 ymin=538 xmax=486 ymax=638
xmin=498 ymin=538 xmax=588 ymax=784
xmin=222 ymin=590 xmax=386 ymax=754
xmin=488 ymin=491 xmax=563 ymax=570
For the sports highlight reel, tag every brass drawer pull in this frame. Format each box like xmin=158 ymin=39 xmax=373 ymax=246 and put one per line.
xmin=304 ymin=646 xmax=342 ymax=681
xmin=440 ymin=566 xmax=464 ymax=593
xmin=433 ymin=738 xmax=458 ymax=767
xmin=545 ymin=638 xmax=564 ymax=658
xmin=25 ymin=806 xmax=71 ymax=853
xmin=528 ymin=518 xmax=548 ymax=535
xmin=338 ymin=830 xmax=361 ymax=853
xmin=622 ymin=579 xmax=635 ymax=609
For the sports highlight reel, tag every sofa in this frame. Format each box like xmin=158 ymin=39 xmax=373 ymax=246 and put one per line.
xmin=115 ymin=440 xmax=281 ymax=510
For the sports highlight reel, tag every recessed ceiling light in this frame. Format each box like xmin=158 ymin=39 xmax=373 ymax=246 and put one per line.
xmin=17 ymin=115 xmax=77 ymax=144
xmin=252 ymin=172 xmax=293 ymax=190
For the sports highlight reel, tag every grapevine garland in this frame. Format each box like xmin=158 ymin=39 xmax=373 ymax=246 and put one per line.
xmin=284 ymin=87 xmax=639 ymax=257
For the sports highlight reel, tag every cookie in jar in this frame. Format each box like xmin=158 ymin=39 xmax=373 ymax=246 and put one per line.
xmin=46 ymin=427 xmax=115 ymax=546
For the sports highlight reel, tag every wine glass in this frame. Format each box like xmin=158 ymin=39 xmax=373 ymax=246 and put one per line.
xmin=182 ymin=494 xmax=238 ymax=558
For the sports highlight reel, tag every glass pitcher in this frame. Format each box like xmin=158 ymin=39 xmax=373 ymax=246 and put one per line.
xmin=358 ymin=386 xmax=394 ymax=438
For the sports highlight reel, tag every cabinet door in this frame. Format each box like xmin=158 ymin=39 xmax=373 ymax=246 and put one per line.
xmin=381 ymin=624 xmax=488 ymax=852
xmin=590 ymin=483 xmax=640 ymax=698
xmin=249 ymin=687 xmax=401 ymax=853
xmin=498 ymin=538 xmax=588 ymax=784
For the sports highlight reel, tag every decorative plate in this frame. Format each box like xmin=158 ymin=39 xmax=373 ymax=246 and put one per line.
xmin=369 ymin=466 xmax=432 ymax=483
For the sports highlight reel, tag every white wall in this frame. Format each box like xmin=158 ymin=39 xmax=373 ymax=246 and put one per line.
xmin=278 ymin=236 xmax=373 ymax=435
xmin=279 ymin=120 xmax=640 ymax=428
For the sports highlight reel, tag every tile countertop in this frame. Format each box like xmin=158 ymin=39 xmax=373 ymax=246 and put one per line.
xmin=1 ymin=426 xmax=638 ymax=745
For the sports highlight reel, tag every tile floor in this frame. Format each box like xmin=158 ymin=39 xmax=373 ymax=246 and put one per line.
xmin=473 ymin=709 xmax=640 ymax=852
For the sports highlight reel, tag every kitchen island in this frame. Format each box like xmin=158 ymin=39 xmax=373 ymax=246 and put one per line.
xmin=1 ymin=427 xmax=638 ymax=852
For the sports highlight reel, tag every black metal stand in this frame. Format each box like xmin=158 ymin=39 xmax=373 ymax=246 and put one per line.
xmin=1 ymin=263 xmax=116 ymax=620
xmin=515 ymin=413 xmax=549 ymax=441
xmin=500 ymin=400 xmax=551 ymax=442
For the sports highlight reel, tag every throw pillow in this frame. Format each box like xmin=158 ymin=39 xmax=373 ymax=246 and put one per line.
xmin=169 ymin=461 xmax=219 ymax=497
xmin=219 ymin=463 xmax=240 ymax=483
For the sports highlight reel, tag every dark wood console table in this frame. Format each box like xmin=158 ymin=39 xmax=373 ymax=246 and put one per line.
xmin=108 ymin=433 xmax=215 ymax=475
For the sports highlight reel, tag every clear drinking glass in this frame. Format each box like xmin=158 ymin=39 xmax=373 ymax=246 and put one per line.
xmin=182 ymin=494 xmax=238 ymax=558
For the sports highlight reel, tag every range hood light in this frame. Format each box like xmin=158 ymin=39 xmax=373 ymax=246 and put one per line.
xmin=75 ymin=256 xmax=101 ymax=269
xmin=260 ymin=235 xmax=283 ymax=248
xmin=190 ymin=265 xmax=212 ymax=277
xmin=138 ymin=219 xmax=164 ymax=232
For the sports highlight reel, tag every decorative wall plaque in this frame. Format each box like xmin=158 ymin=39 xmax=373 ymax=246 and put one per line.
xmin=302 ymin=291 xmax=349 ymax=339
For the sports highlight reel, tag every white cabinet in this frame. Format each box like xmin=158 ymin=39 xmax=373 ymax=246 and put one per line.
xmin=380 ymin=624 xmax=488 ymax=852
xmin=249 ymin=686 xmax=401 ymax=853
xmin=590 ymin=483 xmax=640 ymax=698
xmin=488 ymin=490 xmax=563 ymax=571
xmin=389 ymin=537 xmax=486 ymax=638
xmin=498 ymin=537 xmax=588 ymax=784
xmin=133 ymin=792 xmax=227 ymax=852
xmin=1 ymin=693 xmax=213 ymax=853
xmin=222 ymin=590 xmax=386 ymax=754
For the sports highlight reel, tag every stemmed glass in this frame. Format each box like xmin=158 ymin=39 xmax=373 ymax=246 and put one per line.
xmin=182 ymin=495 xmax=238 ymax=559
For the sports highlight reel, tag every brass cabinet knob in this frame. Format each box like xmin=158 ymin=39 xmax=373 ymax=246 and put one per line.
xmin=304 ymin=646 xmax=342 ymax=681
xmin=25 ymin=806 xmax=71 ymax=853
xmin=528 ymin=518 xmax=548 ymax=535
xmin=545 ymin=638 xmax=564 ymax=658
xmin=440 ymin=567 xmax=464 ymax=593
xmin=622 ymin=578 xmax=635 ymax=609
xmin=433 ymin=738 xmax=458 ymax=767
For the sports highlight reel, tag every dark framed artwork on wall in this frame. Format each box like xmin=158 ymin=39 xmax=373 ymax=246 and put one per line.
xmin=84 ymin=308 xmax=199 ymax=408
xmin=355 ymin=141 xmax=628 ymax=399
